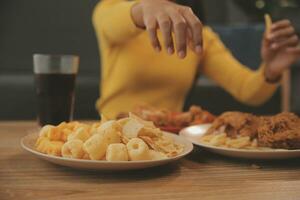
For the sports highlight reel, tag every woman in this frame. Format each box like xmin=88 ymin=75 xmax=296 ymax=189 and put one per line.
xmin=93 ymin=0 xmax=300 ymax=119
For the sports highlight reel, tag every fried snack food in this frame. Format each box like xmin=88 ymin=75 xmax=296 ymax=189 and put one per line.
xmin=36 ymin=137 xmax=64 ymax=156
xmin=117 ymin=104 xmax=215 ymax=132
xmin=106 ymin=143 xmax=129 ymax=161
xmin=39 ymin=125 xmax=56 ymax=137
xmin=62 ymin=139 xmax=85 ymax=159
xmin=207 ymin=112 xmax=259 ymax=139
xmin=36 ymin=137 xmax=51 ymax=154
xmin=67 ymin=127 xmax=91 ymax=142
xmin=97 ymin=121 xmax=122 ymax=144
xmin=35 ymin=114 xmax=184 ymax=161
xmin=127 ymin=138 xmax=150 ymax=161
xmin=149 ymin=150 xmax=167 ymax=160
xmin=122 ymin=114 xmax=156 ymax=140
xmin=83 ymin=133 xmax=110 ymax=160
xmin=203 ymin=112 xmax=300 ymax=150
xmin=257 ymin=113 xmax=300 ymax=149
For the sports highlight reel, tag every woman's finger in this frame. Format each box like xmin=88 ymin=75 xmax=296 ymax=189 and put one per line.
xmin=271 ymin=35 xmax=299 ymax=50
xmin=270 ymin=19 xmax=292 ymax=31
xmin=286 ymin=46 xmax=300 ymax=55
xmin=268 ymin=26 xmax=295 ymax=41
xmin=144 ymin=16 xmax=161 ymax=52
xmin=168 ymin=9 xmax=187 ymax=59
xmin=181 ymin=7 xmax=203 ymax=54
xmin=156 ymin=13 xmax=174 ymax=55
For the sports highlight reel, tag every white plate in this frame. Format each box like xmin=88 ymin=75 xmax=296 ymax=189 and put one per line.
xmin=21 ymin=132 xmax=193 ymax=170
xmin=179 ymin=124 xmax=300 ymax=159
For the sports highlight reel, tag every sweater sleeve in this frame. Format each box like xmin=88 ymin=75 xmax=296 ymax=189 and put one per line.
xmin=202 ymin=27 xmax=278 ymax=106
xmin=92 ymin=0 xmax=142 ymax=45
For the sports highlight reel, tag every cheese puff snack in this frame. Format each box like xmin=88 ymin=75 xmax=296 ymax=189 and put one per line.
xmin=36 ymin=137 xmax=51 ymax=153
xmin=67 ymin=127 xmax=91 ymax=142
xmin=127 ymin=138 xmax=150 ymax=161
xmin=35 ymin=137 xmax=63 ymax=156
xmin=40 ymin=122 xmax=69 ymax=141
xmin=83 ymin=133 xmax=109 ymax=160
xmin=106 ymin=143 xmax=129 ymax=161
xmin=46 ymin=141 xmax=64 ymax=156
xmin=39 ymin=125 xmax=56 ymax=137
xmin=46 ymin=127 xmax=61 ymax=141
xmin=89 ymin=122 xmax=102 ymax=135
xmin=61 ymin=129 xmax=73 ymax=142
xmin=65 ymin=121 xmax=80 ymax=131
xmin=62 ymin=139 xmax=85 ymax=159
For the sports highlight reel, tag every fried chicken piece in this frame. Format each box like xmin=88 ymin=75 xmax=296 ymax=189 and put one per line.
xmin=257 ymin=112 xmax=300 ymax=149
xmin=207 ymin=112 xmax=259 ymax=139
xmin=130 ymin=104 xmax=214 ymax=128
xmin=190 ymin=105 xmax=215 ymax=124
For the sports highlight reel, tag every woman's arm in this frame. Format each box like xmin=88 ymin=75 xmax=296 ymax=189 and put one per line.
xmin=202 ymin=27 xmax=278 ymax=106
xmin=202 ymin=18 xmax=299 ymax=106
xmin=94 ymin=0 xmax=203 ymax=59
xmin=93 ymin=0 xmax=143 ymax=46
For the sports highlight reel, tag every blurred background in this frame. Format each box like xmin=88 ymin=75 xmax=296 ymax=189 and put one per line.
xmin=0 ymin=0 xmax=299 ymax=120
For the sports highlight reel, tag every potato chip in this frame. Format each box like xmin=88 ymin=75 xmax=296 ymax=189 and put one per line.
xmin=122 ymin=118 xmax=144 ymax=139
xmin=97 ymin=120 xmax=117 ymax=133
xmin=117 ymin=117 xmax=130 ymax=127
xmin=138 ymin=127 xmax=162 ymax=138
xmin=97 ymin=122 xmax=122 ymax=144
xmin=139 ymin=135 xmax=183 ymax=157
xmin=149 ymin=150 xmax=167 ymax=160
xmin=129 ymin=113 xmax=155 ymax=128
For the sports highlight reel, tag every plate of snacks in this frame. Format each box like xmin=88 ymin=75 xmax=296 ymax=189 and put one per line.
xmin=179 ymin=112 xmax=300 ymax=159
xmin=117 ymin=104 xmax=215 ymax=134
xmin=21 ymin=113 xmax=193 ymax=170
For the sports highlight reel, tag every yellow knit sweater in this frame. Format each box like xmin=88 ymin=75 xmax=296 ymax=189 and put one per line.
xmin=93 ymin=0 xmax=278 ymax=119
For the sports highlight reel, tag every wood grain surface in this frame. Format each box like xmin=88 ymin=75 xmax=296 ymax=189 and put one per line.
xmin=1 ymin=121 xmax=300 ymax=200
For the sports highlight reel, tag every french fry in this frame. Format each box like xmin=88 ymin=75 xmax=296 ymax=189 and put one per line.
xmin=226 ymin=137 xmax=250 ymax=149
xmin=209 ymin=133 xmax=227 ymax=146
xmin=264 ymin=14 xmax=272 ymax=35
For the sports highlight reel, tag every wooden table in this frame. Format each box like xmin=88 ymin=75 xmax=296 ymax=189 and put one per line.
xmin=1 ymin=121 xmax=300 ymax=200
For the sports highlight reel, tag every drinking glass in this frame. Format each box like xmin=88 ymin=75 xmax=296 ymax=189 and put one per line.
xmin=33 ymin=54 xmax=79 ymax=126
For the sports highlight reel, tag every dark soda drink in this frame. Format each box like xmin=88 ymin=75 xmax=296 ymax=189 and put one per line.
xmin=35 ymin=73 xmax=76 ymax=126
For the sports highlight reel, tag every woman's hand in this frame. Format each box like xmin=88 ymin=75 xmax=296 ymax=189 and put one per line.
xmin=131 ymin=0 xmax=203 ymax=59
xmin=262 ymin=19 xmax=300 ymax=82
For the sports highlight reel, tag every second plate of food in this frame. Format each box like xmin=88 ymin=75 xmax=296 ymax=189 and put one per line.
xmin=179 ymin=124 xmax=300 ymax=159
